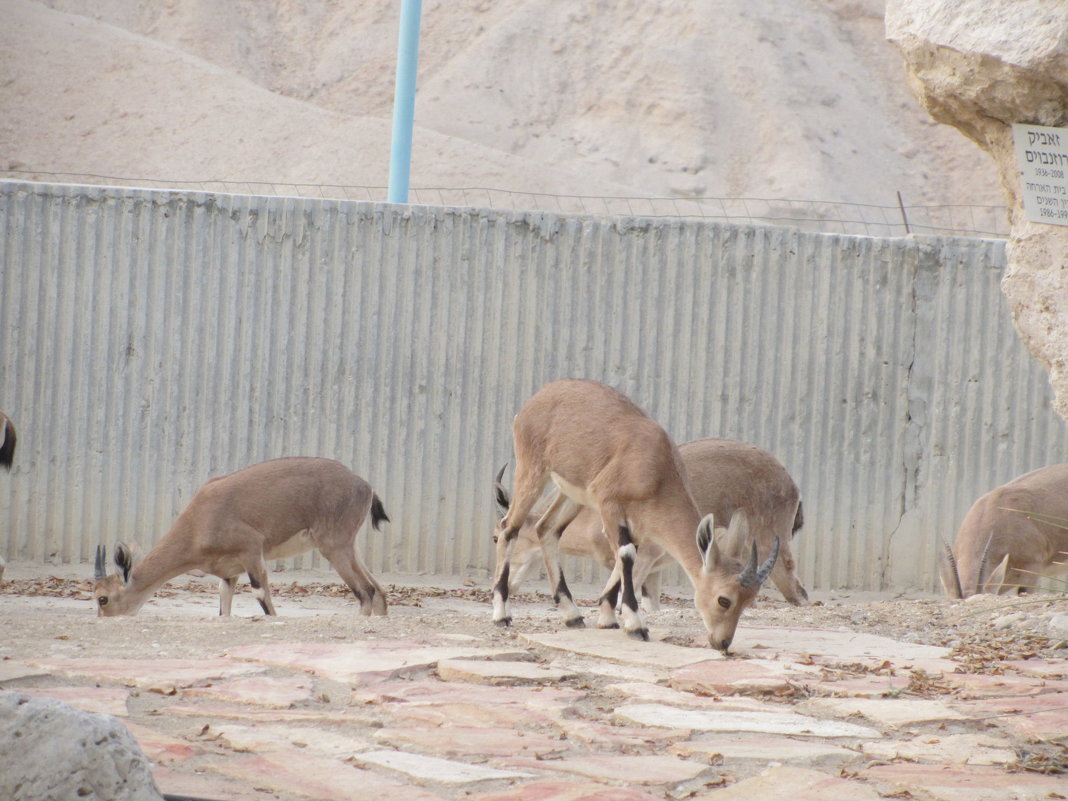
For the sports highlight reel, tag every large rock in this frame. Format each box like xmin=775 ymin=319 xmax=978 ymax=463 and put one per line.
xmin=0 ymin=692 xmax=163 ymax=801
xmin=886 ymin=1 xmax=1068 ymax=422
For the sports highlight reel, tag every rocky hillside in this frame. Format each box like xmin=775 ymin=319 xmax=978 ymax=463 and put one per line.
xmin=2 ymin=0 xmax=1004 ymax=214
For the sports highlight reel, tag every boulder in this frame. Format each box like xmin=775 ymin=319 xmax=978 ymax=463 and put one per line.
xmin=886 ymin=0 xmax=1068 ymax=422
xmin=0 ymin=692 xmax=163 ymax=801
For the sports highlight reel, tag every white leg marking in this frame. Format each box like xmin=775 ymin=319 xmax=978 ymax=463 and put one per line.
xmin=493 ymin=590 xmax=509 ymax=622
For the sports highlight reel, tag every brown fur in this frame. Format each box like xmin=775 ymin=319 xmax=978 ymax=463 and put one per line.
xmin=93 ymin=457 xmax=389 ymax=616
xmin=681 ymin=438 xmax=807 ymax=604
xmin=492 ymin=380 xmax=779 ymax=652
xmin=941 ymin=463 xmax=1068 ymax=598
xmin=501 ymin=437 xmax=808 ymax=607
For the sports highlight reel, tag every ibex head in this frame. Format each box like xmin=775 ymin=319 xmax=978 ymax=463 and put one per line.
xmin=940 ymin=530 xmax=1015 ymax=599
xmin=692 ymin=512 xmax=779 ymax=654
xmin=940 ymin=466 xmax=1068 ymax=598
xmin=93 ymin=543 xmax=141 ymax=616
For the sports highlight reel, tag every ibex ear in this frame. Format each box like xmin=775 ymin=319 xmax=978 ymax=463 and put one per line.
xmin=114 ymin=542 xmax=137 ymax=584
xmin=493 ymin=464 xmax=511 ymax=512
xmin=984 ymin=553 xmax=1011 ymax=594
xmin=696 ymin=514 xmax=719 ymax=572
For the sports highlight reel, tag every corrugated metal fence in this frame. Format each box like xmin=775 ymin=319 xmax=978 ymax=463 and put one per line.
xmin=1 ymin=181 xmax=1064 ymax=594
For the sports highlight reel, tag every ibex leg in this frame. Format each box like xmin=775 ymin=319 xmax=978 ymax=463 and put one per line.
xmin=219 ymin=576 xmax=238 ymax=616
xmin=492 ymin=464 xmax=548 ymax=627
xmin=535 ymin=492 xmax=585 ymax=628
xmin=320 ymin=538 xmax=388 ymax=616
xmin=615 ymin=521 xmax=648 ymax=640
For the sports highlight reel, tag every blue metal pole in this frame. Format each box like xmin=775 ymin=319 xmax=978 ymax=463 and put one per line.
xmin=388 ymin=0 xmax=423 ymax=204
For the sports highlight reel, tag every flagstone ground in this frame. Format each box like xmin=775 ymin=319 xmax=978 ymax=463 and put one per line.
xmin=1 ymin=565 xmax=1066 ymax=800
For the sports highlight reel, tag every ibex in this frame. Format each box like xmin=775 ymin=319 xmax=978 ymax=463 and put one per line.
xmin=940 ymin=463 xmax=1068 ymax=598
xmin=0 ymin=411 xmax=13 ymax=582
xmin=496 ymin=437 xmax=808 ymax=609
xmin=94 ymin=457 xmax=390 ymax=616
xmin=492 ymin=379 xmax=779 ymax=653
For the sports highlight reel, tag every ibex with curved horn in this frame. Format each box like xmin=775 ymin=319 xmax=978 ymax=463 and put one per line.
xmin=94 ymin=457 xmax=390 ymax=616
xmin=492 ymin=379 xmax=779 ymax=653
xmin=496 ymin=437 xmax=808 ymax=609
xmin=940 ymin=463 xmax=1068 ymax=598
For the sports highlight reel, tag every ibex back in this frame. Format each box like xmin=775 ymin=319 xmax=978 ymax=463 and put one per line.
xmin=492 ymin=379 xmax=779 ymax=652
xmin=94 ymin=457 xmax=390 ymax=616
xmin=940 ymin=463 xmax=1068 ymax=598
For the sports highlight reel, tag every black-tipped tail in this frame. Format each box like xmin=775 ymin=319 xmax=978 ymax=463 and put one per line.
xmin=370 ymin=494 xmax=390 ymax=531
xmin=792 ymin=499 xmax=804 ymax=534
xmin=0 ymin=416 xmax=15 ymax=470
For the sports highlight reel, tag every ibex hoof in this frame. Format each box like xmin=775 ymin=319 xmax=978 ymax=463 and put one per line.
xmin=565 ymin=617 xmax=586 ymax=628
xmin=597 ymin=622 xmax=620 ymax=630
xmin=626 ymin=627 xmax=650 ymax=642
xmin=494 ymin=617 xmax=513 ymax=628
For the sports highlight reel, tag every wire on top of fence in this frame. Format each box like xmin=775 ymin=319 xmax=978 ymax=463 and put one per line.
xmin=0 ymin=171 xmax=1010 ymax=239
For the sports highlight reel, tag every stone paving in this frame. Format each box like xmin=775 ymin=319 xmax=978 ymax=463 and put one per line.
xmin=2 ymin=578 xmax=1067 ymax=801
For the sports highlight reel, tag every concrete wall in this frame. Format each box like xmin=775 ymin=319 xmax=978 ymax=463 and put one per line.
xmin=1 ymin=181 xmax=1064 ymax=594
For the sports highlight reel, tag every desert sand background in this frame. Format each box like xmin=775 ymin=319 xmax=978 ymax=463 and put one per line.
xmin=2 ymin=0 xmax=1005 ymax=219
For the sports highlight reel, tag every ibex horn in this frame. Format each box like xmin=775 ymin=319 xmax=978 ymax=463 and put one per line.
xmin=939 ymin=538 xmax=963 ymax=599
xmin=493 ymin=464 xmax=511 ymax=511
xmin=739 ymin=537 xmax=780 ymax=588
xmin=94 ymin=545 xmax=107 ymax=580
xmin=976 ymin=530 xmax=996 ymax=595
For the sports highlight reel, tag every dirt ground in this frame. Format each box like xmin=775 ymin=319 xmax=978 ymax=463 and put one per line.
xmin=3 ymin=564 xmax=1068 ymax=798
xmin=2 ymin=564 xmax=1066 ymax=672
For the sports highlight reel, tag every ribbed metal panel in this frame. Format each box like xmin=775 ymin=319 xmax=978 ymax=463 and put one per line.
xmin=1 ymin=181 xmax=1064 ymax=595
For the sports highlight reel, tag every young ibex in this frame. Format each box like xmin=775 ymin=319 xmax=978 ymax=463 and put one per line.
xmin=93 ymin=457 xmax=390 ymax=616
xmin=492 ymin=379 xmax=779 ymax=653
xmin=940 ymin=463 xmax=1068 ymax=598
xmin=496 ymin=437 xmax=808 ymax=608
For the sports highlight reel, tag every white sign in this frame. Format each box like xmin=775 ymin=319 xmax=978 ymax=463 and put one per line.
xmin=1013 ymin=123 xmax=1068 ymax=226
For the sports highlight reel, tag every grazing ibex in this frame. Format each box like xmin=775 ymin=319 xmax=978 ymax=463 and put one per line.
xmin=94 ymin=457 xmax=390 ymax=617
xmin=497 ymin=437 xmax=808 ymax=608
xmin=492 ymin=379 xmax=779 ymax=653
xmin=940 ymin=463 xmax=1068 ymax=598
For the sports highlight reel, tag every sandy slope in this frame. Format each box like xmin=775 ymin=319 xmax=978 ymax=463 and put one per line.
xmin=2 ymin=0 xmax=1003 ymax=210
xmin=2 ymin=0 xmax=632 ymax=196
